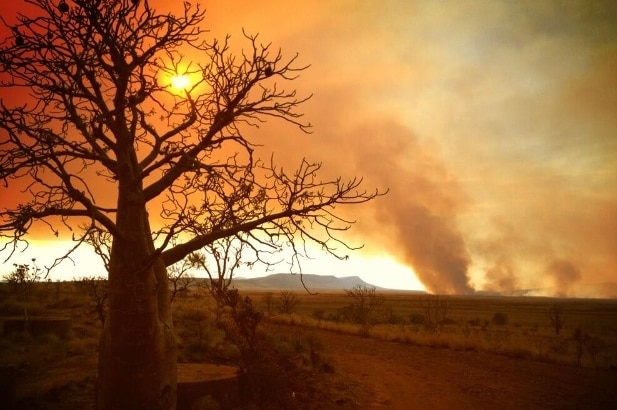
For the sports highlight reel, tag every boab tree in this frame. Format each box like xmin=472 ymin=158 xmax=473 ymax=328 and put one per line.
xmin=0 ymin=1 xmax=380 ymax=409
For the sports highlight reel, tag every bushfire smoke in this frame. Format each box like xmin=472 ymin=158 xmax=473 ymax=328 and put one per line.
xmin=277 ymin=112 xmax=475 ymax=294
xmin=352 ymin=123 xmax=474 ymax=294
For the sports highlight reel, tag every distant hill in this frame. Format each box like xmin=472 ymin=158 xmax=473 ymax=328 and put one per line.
xmin=213 ymin=273 xmax=383 ymax=291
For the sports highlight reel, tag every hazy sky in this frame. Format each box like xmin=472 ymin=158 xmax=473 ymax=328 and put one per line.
xmin=1 ymin=1 xmax=616 ymax=296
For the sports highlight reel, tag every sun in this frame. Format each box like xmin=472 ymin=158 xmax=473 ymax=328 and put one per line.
xmin=161 ymin=65 xmax=202 ymax=95
xmin=169 ymin=74 xmax=191 ymax=91
xmin=160 ymin=60 xmax=207 ymax=96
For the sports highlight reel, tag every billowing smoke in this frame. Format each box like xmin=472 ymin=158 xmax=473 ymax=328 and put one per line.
xmin=546 ymin=259 xmax=581 ymax=297
xmin=472 ymin=219 xmax=528 ymax=296
xmin=260 ymin=110 xmax=474 ymax=293
xmin=484 ymin=259 xmax=518 ymax=296
xmin=297 ymin=117 xmax=475 ymax=294
xmin=375 ymin=202 xmax=474 ymax=294
xmin=200 ymin=0 xmax=617 ymax=297
xmin=359 ymin=124 xmax=473 ymax=294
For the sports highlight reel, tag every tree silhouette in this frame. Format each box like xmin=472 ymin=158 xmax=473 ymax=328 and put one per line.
xmin=343 ymin=285 xmax=385 ymax=335
xmin=166 ymin=255 xmax=196 ymax=304
xmin=189 ymin=237 xmax=246 ymax=322
xmin=2 ymin=259 xmax=43 ymax=324
xmin=0 ymin=1 xmax=380 ymax=408
xmin=75 ymin=275 xmax=109 ymax=326
xmin=547 ymin=303 xmax=565 ymax=336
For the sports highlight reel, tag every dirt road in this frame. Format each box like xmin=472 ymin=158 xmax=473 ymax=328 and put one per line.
xmin=307 ymin=327 xmax=617 ymax=410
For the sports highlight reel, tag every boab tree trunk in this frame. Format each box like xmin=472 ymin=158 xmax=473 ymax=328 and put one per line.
xmin=99 ymin=255 xmax=176 ymax=409
xmin=98 ymin=156 xmax=176 ymax=409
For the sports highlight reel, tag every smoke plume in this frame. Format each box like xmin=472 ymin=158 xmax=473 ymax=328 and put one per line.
xmin=359 ymin=123 xmax=473 ymax=294
xmin=546 ymin=259 xmax=581 ymax=297
xmin=292 ymin=116 xmax=475 ymax=294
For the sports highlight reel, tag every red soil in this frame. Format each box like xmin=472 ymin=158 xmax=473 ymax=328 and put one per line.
xmin=12 ymin=325 xmax=617 ymax=409
xmin=312 ymin=327 xmax=617 ymax=409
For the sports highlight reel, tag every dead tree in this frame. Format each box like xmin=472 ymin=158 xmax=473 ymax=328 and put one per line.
xmin=167 ymin=258 xmax=195 ymax=304
xmin=343 ymin=285 xmax=385 ymax=335
xmin=422 ymin=294 xmax=451 ymax=333
xmin=189 ymin=237 xmax=245 ymax=322
xmin=75 ymin=276 xmax=109 ymax=326
xmin=547 ymin=304 xmax=566 ymax=336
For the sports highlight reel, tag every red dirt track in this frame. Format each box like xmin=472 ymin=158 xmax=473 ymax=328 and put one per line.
xmin=310 ymin=327 xmax=617 ymax=409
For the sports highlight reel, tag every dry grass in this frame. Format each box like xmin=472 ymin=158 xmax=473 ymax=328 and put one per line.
xmin=260 ymin=291 xmax=617 ymax=369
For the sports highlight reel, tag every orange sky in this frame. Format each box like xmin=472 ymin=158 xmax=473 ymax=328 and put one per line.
xmin=1 ymin=1 xmax=616 ymax=296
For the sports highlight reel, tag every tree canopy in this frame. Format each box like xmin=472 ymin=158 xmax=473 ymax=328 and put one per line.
xmin=0 ymin=0 xmax=380 ymax=271
xmin=0 ymin=1 xmax=382 ymax=408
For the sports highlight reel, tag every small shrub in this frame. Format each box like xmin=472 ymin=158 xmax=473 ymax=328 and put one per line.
xmin=548 ymin=337 xmax=568 ymax=355
xmin=409 ymin=313 xmax=425 ymax=325
xmin=570 ymin=328 xmax=603 ymax=366
xmin=304 ymin=334 xmax=325 ymax=369
xmin=460 ymin=323 xmax=472 ymax=338
xmin=277 ymin=291 xmax=299 ymax=315
xmin=492 ymin=312 xmax=509 ymax=326
xmin=384 ymin=308 xmax=403 ymax=325
xmin=327 ymin=311 xmax=343 ymax=322
xmin=312 ymin=309 xmax=325 ymax=322
xmin=237 ymin=328 xmax=340 ymax=409
xmin=342 ymin=286 xmax=386 ymax=335
xmin=2 ymin=262 xmax=43 ymax=320
xmin=74 ymin=277 xmax=108 ymax=326
xmin=421 ymin=295 xmax=451 ymax=333
xmin=585 ymin=335 xmax=605 ymax=366
xmin=0 ymin=300 xmax=25 ymax=316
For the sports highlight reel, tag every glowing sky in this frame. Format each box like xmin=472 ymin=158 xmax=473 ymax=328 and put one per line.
xmin=1 ymin=1 xmax=616 ymax=296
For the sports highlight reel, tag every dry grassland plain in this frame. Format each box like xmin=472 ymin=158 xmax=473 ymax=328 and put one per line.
xmin=1 ymin=282 xmax=616 ymax=409
xmin=253 ymin=290 xmax=617 ymax=367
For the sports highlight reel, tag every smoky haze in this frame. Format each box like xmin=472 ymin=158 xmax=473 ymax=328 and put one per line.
xmin=546 ymin=259 xmax=582 ymax=298
xmin=251 ymin=0 xmax=617 ymax=297
xmin=264 ymin=107 xmax=475 ymax=294
xmin=351 ymin=123 xmax=474 ymax=294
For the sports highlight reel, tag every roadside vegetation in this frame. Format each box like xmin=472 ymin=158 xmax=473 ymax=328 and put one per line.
xmin=261 ymin=287 xmax=617 ymax=369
